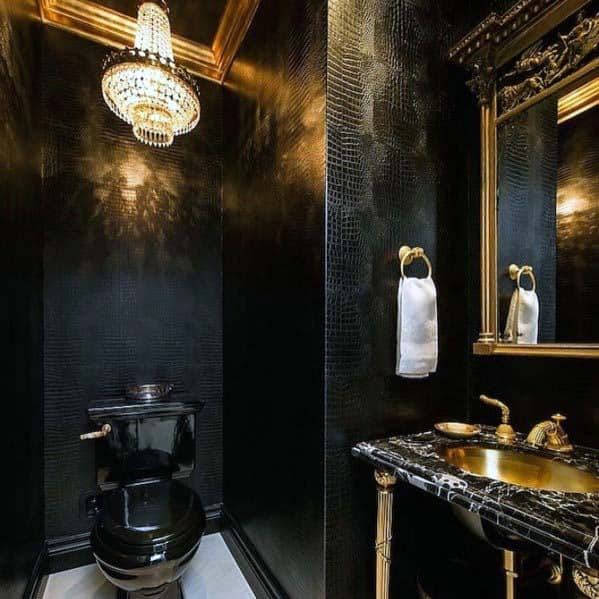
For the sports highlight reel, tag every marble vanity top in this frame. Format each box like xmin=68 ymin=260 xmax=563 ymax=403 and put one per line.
xmin=352 ymin=428 xmax=599 ymax=569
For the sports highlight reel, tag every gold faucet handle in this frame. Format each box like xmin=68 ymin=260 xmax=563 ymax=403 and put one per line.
xmin=80 ymin=424 xmax=111 ymax=441
xmin=546 ymin=414 xmax=573 ymax=453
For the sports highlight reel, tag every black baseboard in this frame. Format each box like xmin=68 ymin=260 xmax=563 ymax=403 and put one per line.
xmin=46 ymin=532 xmax=94 ymax=574
xmin=205 ymin=503 xmax=223 ymax=535
xmin=23 ymin=544 xmax=47 ymax=599
xmin=221 ymin=508 xmax=287 ymax=599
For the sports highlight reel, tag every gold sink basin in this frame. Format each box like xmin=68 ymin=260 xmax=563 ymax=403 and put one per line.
xmin=438 ymin=445 xmax=599 ymax=493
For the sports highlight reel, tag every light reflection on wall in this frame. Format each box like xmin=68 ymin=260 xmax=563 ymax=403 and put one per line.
xmin=226 ymin=56 xmax=326 ymax=202
xmin=557 ymin=190 xmax=591 ymax=218
xmin=84 ymin=146 xmax=181 ymax=240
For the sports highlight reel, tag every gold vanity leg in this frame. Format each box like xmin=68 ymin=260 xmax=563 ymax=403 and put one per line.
xmin=503 ymin=550 xmax=519 ymax=599
xmin=375 ymin=470 xmax=397 ymax=599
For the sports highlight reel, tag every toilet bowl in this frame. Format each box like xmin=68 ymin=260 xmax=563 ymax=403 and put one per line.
xmin=83 ymin=393 xmax=206 ymax=599
xmin=92 ymin=479 xmax=205 ymax=598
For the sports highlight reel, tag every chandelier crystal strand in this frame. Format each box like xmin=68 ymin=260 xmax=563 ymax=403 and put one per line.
xmin=101 ymin=0 xmax=200 ymax=148
xmin=134 ymin=1 xmax=174 ymax=59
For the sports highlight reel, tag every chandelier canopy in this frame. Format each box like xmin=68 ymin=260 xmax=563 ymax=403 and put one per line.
xmin=101 ymin=0 xmax=201 ymax=147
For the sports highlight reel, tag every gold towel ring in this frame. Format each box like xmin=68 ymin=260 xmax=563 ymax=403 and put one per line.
xmin=399 ymin=246 xmax=432 ymax=279
xmin=508 ymin=263 xmax=536 ymax=293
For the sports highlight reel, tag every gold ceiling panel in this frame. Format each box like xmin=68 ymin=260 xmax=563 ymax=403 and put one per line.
xmin=33 ymin=0 xmax=260 ymax=83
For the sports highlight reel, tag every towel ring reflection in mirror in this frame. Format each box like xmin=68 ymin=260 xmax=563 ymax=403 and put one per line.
xmin=399 ymin=246 xmax=433 ymax=279
xmin=509 ymin=264 xmax=536 ymax=293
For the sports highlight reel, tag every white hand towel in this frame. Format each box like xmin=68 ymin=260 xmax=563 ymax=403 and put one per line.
xmin=396 ymin=276 xmax=438 ymax=378
xmin=504 ymin=288 xmax=539 ymax=344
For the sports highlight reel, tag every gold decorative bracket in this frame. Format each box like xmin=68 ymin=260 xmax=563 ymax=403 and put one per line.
xmin=467 ymin=60 xmax=496 ymax=106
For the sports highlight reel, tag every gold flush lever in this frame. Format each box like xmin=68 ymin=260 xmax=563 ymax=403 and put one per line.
xmin=480 ymin=394 xmax=517 ymax=442
xmin=80 ymin=424 xmax=111 ymax=441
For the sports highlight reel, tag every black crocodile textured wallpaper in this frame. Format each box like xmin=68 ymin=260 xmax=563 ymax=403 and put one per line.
xmin=325 ymin=0 xmax=473 ymax=596
xmin=41 ymin=28 xmax=223 ymax=540
xmin=497 ymin=98 xmax=557 ymax=342
xmin=222 ymin=0 xmax=326 ymax=597
xmin=0 ymin=4 xmax=44 ymax=597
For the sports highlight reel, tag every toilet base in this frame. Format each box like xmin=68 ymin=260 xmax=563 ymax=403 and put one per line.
xmin=116 ymin=581 xmax=183 ymax=599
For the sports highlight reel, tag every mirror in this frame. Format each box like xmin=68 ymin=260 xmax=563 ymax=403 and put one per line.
xmin=450 ymin=0 xmax=599 ymax=357
xmin=497 ymin=74 xmax=599 ymax=344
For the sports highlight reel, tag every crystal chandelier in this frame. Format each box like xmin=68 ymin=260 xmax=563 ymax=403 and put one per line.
xmin=101 ymin=0 xmax=201 ymax=147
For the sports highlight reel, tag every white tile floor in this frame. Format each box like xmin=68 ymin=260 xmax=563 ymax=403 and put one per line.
xmin=42 ymin=534 xmax=255 ymax=599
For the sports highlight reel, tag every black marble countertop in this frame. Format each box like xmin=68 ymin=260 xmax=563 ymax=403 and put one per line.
xmin=352 ymin=428 xmax=599 ymax=569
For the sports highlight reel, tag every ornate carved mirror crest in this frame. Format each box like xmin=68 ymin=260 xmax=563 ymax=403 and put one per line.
xmin=451 ymin=0 xmax=599 ymax=358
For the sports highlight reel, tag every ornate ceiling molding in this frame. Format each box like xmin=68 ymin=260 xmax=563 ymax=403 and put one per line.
xmin=32 ymin=0 xmax=260 ymax=83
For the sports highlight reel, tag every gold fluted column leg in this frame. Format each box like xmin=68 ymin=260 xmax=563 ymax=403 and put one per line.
xmin=375 ymin=470 xmax=397 ymax=599
xmin=503 ymin=550 xmax=519 ymax=599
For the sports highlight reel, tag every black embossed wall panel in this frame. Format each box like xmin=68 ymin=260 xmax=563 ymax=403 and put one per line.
xmin=222 ymin=0 xmax=326 ymax=597
xmin=41 ymin=28 xmax=223 ymax=540
xmin=0 ymin=4 xmax=44 ymax=596
xmin=325 ymin=1 xmax=471 ymax=596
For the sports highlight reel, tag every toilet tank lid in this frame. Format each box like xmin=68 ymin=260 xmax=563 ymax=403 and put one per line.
xmin=88 ymin=395 xmax=204 ymax=422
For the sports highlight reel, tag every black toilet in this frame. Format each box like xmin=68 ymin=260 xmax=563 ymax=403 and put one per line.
xmin=83 ymin=390 xmax=206 ymax=599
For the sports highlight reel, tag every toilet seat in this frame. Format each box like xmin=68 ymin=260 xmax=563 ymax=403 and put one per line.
xmin=91 ymin=479 xmax=205 ymax=571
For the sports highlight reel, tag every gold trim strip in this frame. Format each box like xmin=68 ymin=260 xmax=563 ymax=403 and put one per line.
xmin=11 ymin=0 xmax=40 ymax=19
xmin=212 ymin=0 xmax=260 ymax=82
xmin=558 ymin=75 xmax=599 ymax=124
xmin=473 ymin=342 xmax=599 ymax=358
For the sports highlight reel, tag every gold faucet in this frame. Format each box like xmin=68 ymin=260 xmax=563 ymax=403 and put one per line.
xmin=480 ymin=394 xmax=517 ymax=442
xmin=526 ymin=414 xmax=573 ymax=453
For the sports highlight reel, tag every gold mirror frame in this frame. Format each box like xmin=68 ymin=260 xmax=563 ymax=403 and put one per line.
xmin=450 ymin=0 xmax=599 ymax=358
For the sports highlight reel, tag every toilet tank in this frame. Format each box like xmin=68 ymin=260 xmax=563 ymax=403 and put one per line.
xmin=87 ymin=395 xmax=204 ymax=490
